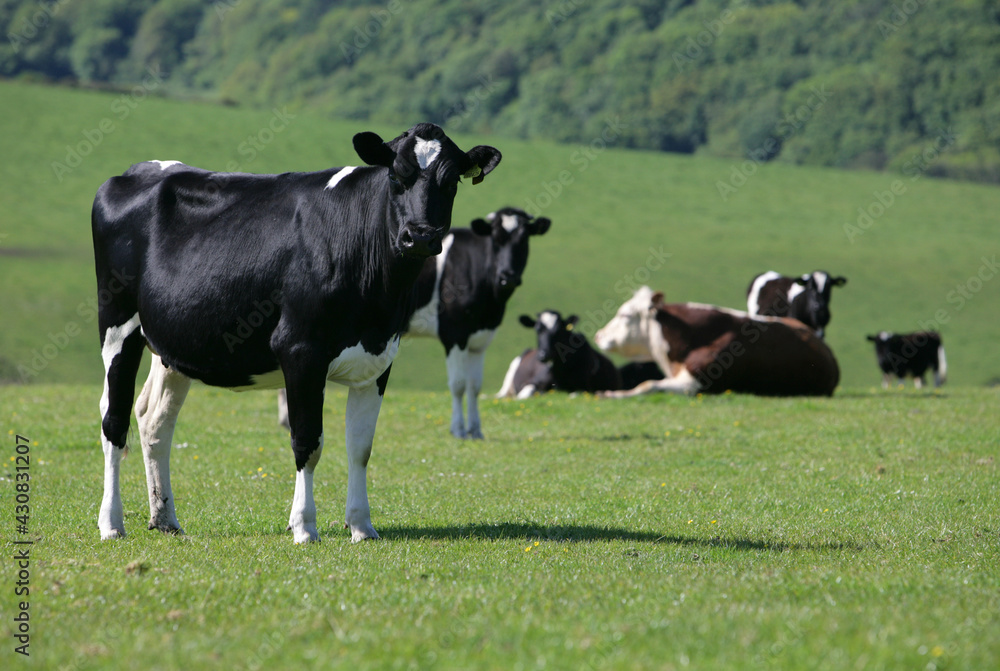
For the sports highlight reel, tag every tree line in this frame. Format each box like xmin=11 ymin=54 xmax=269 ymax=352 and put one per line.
xmin=3 ymin=0 xmax=998 ymax=182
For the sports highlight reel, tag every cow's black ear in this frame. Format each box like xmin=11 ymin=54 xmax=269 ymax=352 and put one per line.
xmin=529 ymin=217 xmax=551 ymax=236
xmin=834 ymin=276 xmax=848 ymax=286
xmin=566 ymin=315 xmax=579 ymax=328
xmin=471 ymin=218 xmax=492 ymax=236
xmin=794 ymin=276 xmax=809 ymax=285
xmin=464 ymin=146 xmax=502 ymax=185
xmin=519 ymin=315 xmax=536 ymax=328
xmin=353 ymin=132 xmax=395 ymax=168
xmin=865 ymin=334 xmax=877 ymax=341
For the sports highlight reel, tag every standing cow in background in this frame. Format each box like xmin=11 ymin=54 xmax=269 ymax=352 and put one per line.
xmin=407 ymin=207 xmax=551 ymax=438
xmin=279 ymin=208 xmax=550 ymax=438
xmin=747 ymin=270 xmax=847 ymax=338
xmin=93 ymin=123 xmax=501 ymax=543
xmin=866 ymin=331 xmax=947 ymax=389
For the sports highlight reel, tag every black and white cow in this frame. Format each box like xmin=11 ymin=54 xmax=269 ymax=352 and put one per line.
xmin=747 ymin=270 xmax=847 ymax=338
xmin=278 ymin=207 xmax=551 ymax=437
xmin=866 ymin=331 xmax=947 ymax=389
xmin=497 ymin=311 xmax=621 ymax=397
xmin=406 ymin=208 xmax=550 ymax=437
xmin=93 ymin=123 xmax=500 ymax=543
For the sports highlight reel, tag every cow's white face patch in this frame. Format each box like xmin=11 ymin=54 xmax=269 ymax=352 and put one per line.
xmin=152 ymin=160 xmax=182 ymax=171
xmin=326 ymin=166 xmax=358 ymax=190
xmin=501 ymin=214 xmax=520 ymax=233
xmin=414 ymin=138 xmax=442 ymax=170
xmin=813 ymin=271 xmax=827 ymax=293
xmin=539 ymin=311 xmax=559 ymax=331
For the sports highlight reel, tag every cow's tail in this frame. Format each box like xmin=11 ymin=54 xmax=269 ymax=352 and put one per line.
xmin=935 ymin=345 xmax=948 ymax=387
xmin=495 ymin=355 xmax=522 ymax=398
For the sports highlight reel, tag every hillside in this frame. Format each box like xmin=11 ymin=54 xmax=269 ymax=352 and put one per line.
xmin=1 ymin=0 xmax=999 ymax=181
xmin=2 ymin=81 xmax=998 ymax=391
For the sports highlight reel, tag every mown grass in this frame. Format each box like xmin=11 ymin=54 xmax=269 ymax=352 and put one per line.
xmin=2 ymin=79 xmax=1000 ymax=390
xmin=2 ymin=383 xmax=998 ymax=670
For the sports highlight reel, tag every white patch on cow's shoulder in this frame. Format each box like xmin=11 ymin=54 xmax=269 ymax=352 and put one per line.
xmin=501 ymin=214 xmax=520 ymax=233
xmin=747 ymin=271 xmax=780 ymax=316
xmin=327 ymin=338 xmax=400 ymax=387
xmin=414 ymin=138 xmax=442 ymax=170
xmin=326 ymin=166 xmax=358 ymax=190
xmin=407 ymin=233 xmax=455 ymax=338
xmin=151 ymin=160 xmax=182 ymax=171
xmin=787 ymin=282 xmax=806 ymax=303
xmin=539 ymin=312 xmax=559 ymax=331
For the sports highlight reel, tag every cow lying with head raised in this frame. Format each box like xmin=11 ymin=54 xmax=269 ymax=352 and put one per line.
xmin=866 ymin=331 xmax=947 ymax=389
xmin=747 ymin=270 xmax=847 ymax=338
xmin=92 ymin=123 xmax=500 ymax=543
xmin=496 ymin=310 xmax=621 ymax=398
xmin=594 ymin=287 xmax=839 ymax=397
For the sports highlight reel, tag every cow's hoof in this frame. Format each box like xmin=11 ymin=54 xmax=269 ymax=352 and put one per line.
xmin=466 ymin=429 xmax=484 ymax=440
xmin=292 ymin=527 xmax=321 ymax=544
xmin=349 ymin=524 xmax=380 ymax=543
xmin=101 ymin=528 xmax=126 ymax=540
xmin=450 ymin=428 xmax=467 ymax=439
xmin=148 ymin=522 xmax=185 ymax=535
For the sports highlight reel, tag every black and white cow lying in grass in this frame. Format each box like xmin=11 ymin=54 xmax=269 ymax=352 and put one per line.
xmin=92 ymin=123 xmax=500 ymax=543
xmin=496 ymin=310 xmax=622 ymax=398
xmin=746 ymin=270 xmax=847 ymax=338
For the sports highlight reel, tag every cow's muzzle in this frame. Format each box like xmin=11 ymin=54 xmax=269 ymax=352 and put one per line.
xmin=398 ymin=224 xmax=443 ymax=258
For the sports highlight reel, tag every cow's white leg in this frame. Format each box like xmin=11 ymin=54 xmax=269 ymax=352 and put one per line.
xmin=277 ymin=388 xmax=290 ymax=431
xmin=464 ymin=348 xmax=487 ymax=439
xmin=345 ymin=383 xmax=383 ymax=541
xmin=289 ymin=436 xmax=322 ymax=544
xmin=98 ymin=313 xmax=145 ymax=540
xmin=135 ymin=355 xmax=191 ymax=534
xmin=516 ymin=384 xmax=537 ymax=400
xmin=446 ymin=346 xmax=468 ymax=438
xmin=496 ymin=355 xmax=522 ymax=398
xmin=914 ymin=375 xmax=924 ymax=389
xmin=99 ymin=433 xmax=126 ymax=540
xmin=604 ymin=368 xmax=701 ymax=398
xmin=881 ymin=373 xmax=891 ymax=389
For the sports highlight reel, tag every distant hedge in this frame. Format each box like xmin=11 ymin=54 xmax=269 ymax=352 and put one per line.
xmin=3 ymin=0 xmax=998 ymax=182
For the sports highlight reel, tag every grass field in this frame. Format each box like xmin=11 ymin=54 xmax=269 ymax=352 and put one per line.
xmin=2 ymin=79 xmax=999 ymax=392
xmin=1 ymin=383 xmax=999 ymax=669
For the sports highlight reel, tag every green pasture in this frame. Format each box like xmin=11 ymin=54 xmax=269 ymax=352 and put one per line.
xmin=1 ymin=80 xmax=999 ymax=392
xmin=1 ymin=384 xmax=998 ymax=669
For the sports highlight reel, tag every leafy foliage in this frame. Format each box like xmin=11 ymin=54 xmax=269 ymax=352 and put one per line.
xmin=2 ymin=0 xmax=999 ymax=180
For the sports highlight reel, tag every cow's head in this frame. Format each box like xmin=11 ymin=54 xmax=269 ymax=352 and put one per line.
xmin=594 ymin=286 xmax=661 ymax=361
xmin=520 ymin=310 xmax=581 ymax=364
xmin=792 ymin=271 xmax=847 ymax=337
xmin=354 ymin=123 xmax=501 ymax=259
xmin=471 ymin=208 xmax=551 ymax=300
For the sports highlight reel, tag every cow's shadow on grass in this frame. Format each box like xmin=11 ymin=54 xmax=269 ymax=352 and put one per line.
xmin=376 ymin=522 xmax=863 ymax=552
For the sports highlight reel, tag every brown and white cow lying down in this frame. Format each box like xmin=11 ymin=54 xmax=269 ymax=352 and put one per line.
xmin=594 ymin=287 xmax=840 ymax=397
